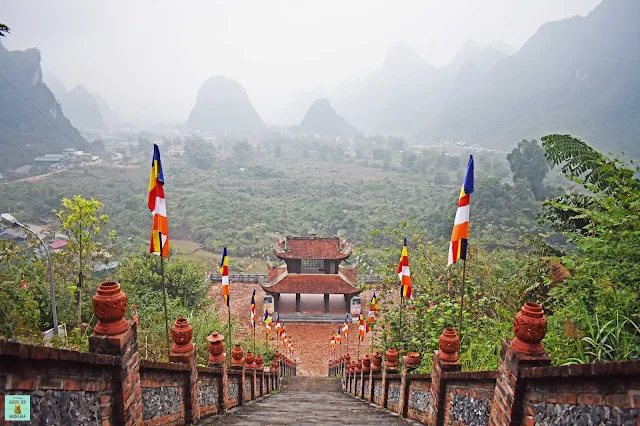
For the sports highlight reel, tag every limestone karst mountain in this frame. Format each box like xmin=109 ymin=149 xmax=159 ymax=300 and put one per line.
xmin=421 ymin=0 xmax=640 ymax=155
xmin=297 ymin=99 xmax=359 ymax=138
xmin=64 ymin=85 xmax=107 ymax=131
xmin=0 ymin=42 xmax=88 ymax=169
xmin=186 ymin=76 xmax=265 ymax=135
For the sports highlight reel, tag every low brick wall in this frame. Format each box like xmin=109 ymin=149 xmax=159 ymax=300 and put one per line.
xmin=333 ymin=354 xmax=640 ymax=426
xmin=443 ymin=371 xmax=496 ymax=426
xmin=407 ymin=374 xmax=431 ymax=423
xmin=227 ymin=370 xmax=243 ymax=409
xmin=386 ymin=375 xmax=402 ymax=412
xmin=0 ymin=340 xmax=117 ymax=425
xmin=520 ymin=361 xmax=640 ymax=425
xmin=140 ymin=360 xmax=190 ymax=425
xmin=197 ymin=367 xmax=223 ymax=417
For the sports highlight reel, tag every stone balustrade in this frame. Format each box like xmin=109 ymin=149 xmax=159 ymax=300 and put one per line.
xmin=330 ymin=302 xmax=640 ymax=426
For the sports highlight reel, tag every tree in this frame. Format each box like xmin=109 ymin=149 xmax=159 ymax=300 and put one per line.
xmin=540 ymin=134 xmax=640 ymax=363
xmin=53 ymin=196 xmax=113 ymax=325
xmin=506 ymin=139 xmax=550 ymax=199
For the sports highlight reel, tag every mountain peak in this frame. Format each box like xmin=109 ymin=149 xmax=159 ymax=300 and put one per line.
xmin=298 ymin=98 xmax=358 ymax=138
xmin=186 ymin=76 xmax=265 ymax=134
xmin=383 ymin=41 xmax=428 ymax=68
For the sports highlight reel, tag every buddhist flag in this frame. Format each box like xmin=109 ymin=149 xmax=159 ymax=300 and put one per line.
xmin=335 ymin=326 xmax=341 ymax=345
xmin=397 ymin=239 xmax=412 ymax=299
xmin=250 ymin=289 xmax=256 ymax=329
xmin=342 ymin=315 xmax=349 ymax=337
xmin=275 ymin=312 xmax=281 ymax=331
xmin=368 ymin=292 xmax=378 ymax=324
xmin=148 ymin=144 xmax=169 ymax=257
xmin=264 ymin=309 xmax=271 ymax=334
xmin=448 ymin=155 xmax=475 ymax=265
xmin=358 ymin=314 xmax=366 ymax=341
xmin=331 ymin=335 xmax=336 ymax=351
xmin=281 ymin=323 xmax=286 ymax=340
xmin=220 ymin=247 xmax=230 ymax=306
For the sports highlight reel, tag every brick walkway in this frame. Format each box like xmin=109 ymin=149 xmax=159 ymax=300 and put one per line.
xmin=197 ymin=376 xmax=415 ymax=425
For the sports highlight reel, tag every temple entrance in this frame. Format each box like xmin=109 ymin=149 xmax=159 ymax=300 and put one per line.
xmin=262 ymin=236 xmax=361 ymax=322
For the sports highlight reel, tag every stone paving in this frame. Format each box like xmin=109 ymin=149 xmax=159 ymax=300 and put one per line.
xmin=198 ymin=376 xmax=416 ymax=425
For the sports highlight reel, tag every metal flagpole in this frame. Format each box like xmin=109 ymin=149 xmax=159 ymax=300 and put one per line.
xmin=357 ymin=335 xmax=360 ymax=359
xmin=253 ymin=323 xmax=256 ymax=353
xmin=459 ymin=259 xmax=466 ymax=339
xmin=160 ymin=251 xmax=170 ymax=357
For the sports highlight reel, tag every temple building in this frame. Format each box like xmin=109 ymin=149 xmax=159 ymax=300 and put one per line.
xmin=262 ymin=235 xmax=360 ymax=316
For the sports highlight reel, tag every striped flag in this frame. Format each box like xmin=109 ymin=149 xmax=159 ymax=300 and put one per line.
xmin=358 ymin=314 xmax=366 ymax=341
xmin=335 ymin=326 xmax=341 ymax=345
xmin=250 ymin=289 xmax=256 ymax=329
xmin=341 ymin=315 xmax=349 ymax=338
xmin=220 ymin=247 xmax=229 ymax=306
xmin=397 ymin=239 xmax=412 ymax=299
xmin=148 ymin=144 xmax=169 ymax=257
xmin=281 ymin=323 xmax=286 ymax=340
xmin=331 ymin=335 xmax=336 ymax=351
xmin=264 ymin=309 xmax=271 ymax=334
xmin=275 ymin=312 xmax=281 ymax=332
xmin=368 ymin=292 xmax=378 ymax=324
xmin=448 ymin=155 xmax=475 ymax=265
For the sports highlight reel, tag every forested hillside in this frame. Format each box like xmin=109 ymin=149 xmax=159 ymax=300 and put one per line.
xmin=0 ymin=138 xmax=553 ymax=260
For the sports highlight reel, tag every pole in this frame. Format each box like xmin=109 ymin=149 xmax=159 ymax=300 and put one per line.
xmin=160 ymin=255 xmax=170 ymax=356
xmin=399 ymin=286 xmax=404 ymax=346
xmin=22 ymin=225 xmax=59 ymax=335
xmin=459 ymin=259 xmax=466 ymax=339
xmin=227 ymin=306 xmax=232 ymax=351
xmin=357 ymin=336 xmax=360 ymax=359
xmin=253 ymin=324 xmax=256 ymax=353
xmin=371 ymin=324 xmax=374 ymax=354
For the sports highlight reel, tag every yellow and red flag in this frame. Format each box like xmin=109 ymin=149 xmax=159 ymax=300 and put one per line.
xmin=358 ymin=314 xmax=366 ymax=341
xmin=250 ymin=289 xmax=256 ymax=329
xmin=341 ymin=315 xmax=349 ymax=338
xmin=368 ymin=292 xmax=378 ymax=324
xmin=397 ymin=239 xmax=412 ymax=299
xmin=148 ymin=144 xmax=168 ymax=257
xmin=220 ymin=247 xmax=229 ymax=306
xmin=448 ymin=155 xmax=475 ymax=265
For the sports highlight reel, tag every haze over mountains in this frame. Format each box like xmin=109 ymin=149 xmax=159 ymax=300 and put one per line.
xmin=421 ymin=0 xmax=640 ymax=155
xmin=1 ymin=0 xmax=638 ymax=159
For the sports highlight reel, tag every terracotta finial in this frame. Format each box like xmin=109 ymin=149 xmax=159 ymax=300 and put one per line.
xmin=510 ymin=302 xmax=547 ymax=355
xmin=93 ymin=282 xmax=129 ymax=336
xmin=438 ymin=328 xmax=460 ymax=362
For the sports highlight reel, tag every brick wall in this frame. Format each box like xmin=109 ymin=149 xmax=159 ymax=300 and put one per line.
xmin=139 ymin=360 xmax=190 ymax=425
xmin=0 ymin=340 xmax=117 ymax=426
xmin=0 ymin=282 xmax=287 ymax=425
xmin=406 ymin=374 xmax=431 ymax=423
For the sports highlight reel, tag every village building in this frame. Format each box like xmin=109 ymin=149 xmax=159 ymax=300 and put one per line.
xmin=262 ymin=235 xmax=360 ymax=318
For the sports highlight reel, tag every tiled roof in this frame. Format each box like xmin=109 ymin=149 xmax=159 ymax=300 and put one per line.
xmin=49 ymin=239 xmax=68 ymax=249
xmin=261 ymin=273 xmax=360 ymax=295
xmin=274 ymin=236 xmax=351 ymax=260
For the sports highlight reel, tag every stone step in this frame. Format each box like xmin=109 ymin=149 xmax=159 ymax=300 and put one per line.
xmin=279 ymin=313 xmax=345 ymax=323
xmin=281 ymin=376 xmax=343 ymax=393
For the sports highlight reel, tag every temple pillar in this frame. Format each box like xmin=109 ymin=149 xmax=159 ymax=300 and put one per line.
xmin=295 ymin=293 xmax=301 ymax=313
xmin=344 ymin=294 xmax=351 ymax=313
xmin=273 ymin=293 xmax=280 ymax=313
xmin=323 ymin=294 xmax=330 ymax=314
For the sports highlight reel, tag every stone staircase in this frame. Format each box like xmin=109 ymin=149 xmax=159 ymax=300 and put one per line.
xmin=279 ymin=313 xmax=346 ymax=323
xmin=198 ymin=376 xmax=412 ymax=425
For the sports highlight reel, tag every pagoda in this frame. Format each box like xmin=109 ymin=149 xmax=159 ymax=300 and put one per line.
xmin=262 ymin=235 xmax=360 ymax=315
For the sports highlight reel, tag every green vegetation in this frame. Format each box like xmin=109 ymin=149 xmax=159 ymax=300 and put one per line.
xmin=1 ymin=134 xmax=637 ymax=369
xmin=376 ymin=136 xmax=640 ymax=369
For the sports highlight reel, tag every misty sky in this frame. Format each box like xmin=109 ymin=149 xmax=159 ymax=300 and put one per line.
xmin=3 ymin=0 xmax=601 ymax=126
